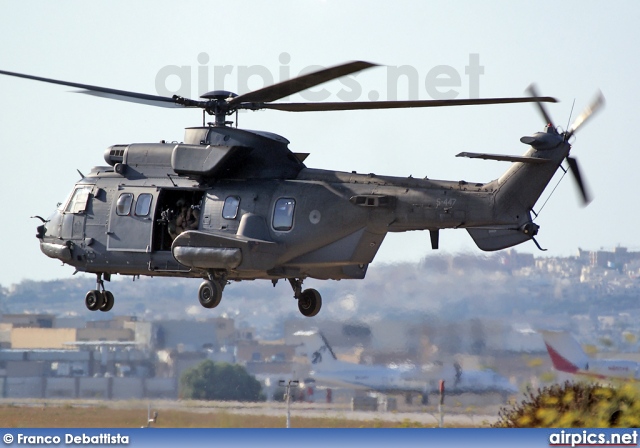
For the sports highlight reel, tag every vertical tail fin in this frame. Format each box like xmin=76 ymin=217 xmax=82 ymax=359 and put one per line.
xmin=463 ymin=89 xmax=605 ymax=252
xmin=540 ymin=330 xmax=589 ymax=373
xmin=461 ymin=140 xmax=566 ymax=252
xmin=295 ymin=330 xmax=338 ymax=370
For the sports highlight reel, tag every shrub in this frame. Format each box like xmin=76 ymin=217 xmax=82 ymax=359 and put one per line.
xmin=180 ymin=360 xmax=265 ymax=402
xmin=493 ymin=380 xmax=640 ymax=427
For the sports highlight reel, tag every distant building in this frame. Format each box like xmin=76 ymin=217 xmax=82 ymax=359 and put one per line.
xmin=235 ymin=339 xmax=297 ymax=364
xmin=154 ymin=317 xmax=235 ymax=351
xmin=1 ymin=314 xmax=55 ymax=328
xmin=11 ymin=328 xmax=77 ymax=350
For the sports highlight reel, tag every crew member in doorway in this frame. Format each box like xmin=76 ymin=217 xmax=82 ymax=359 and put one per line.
xmin=175 ymin=198 xmax=200 ymax=235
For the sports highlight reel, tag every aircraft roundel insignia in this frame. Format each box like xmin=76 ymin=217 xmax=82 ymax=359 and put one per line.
xmin=309 ymin=210 xmax=321 ymax=224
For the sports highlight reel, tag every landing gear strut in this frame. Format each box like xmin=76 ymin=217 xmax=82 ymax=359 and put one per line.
xmin=85 ymin=273 xmax=115 ymax=312
xmin=288 ymin=278 xmax=322 ymax=317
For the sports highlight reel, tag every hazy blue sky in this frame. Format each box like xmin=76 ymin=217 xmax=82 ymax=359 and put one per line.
xmin=0 ymin=1 xmax=636 ymax=286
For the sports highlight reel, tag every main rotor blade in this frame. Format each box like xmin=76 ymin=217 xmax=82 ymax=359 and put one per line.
xmin=526 ymin=84 xmax=555 ymax=127
xmin=261 ymin=96 xmax=557 ymax=112
xmin=229 ymin=61 xmax=378 ymax=105
xmin=568 ymin=90 xmax=605 ymax=135
xmin=77 ymin=90 xmax=184 ymax=108
xmin=0 ymin=69 xmax=181 ymax=108
xmin=566 ymin=156 xmax=592 ymax=206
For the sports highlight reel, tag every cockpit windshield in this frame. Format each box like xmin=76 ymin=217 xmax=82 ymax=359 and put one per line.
xmin=62 ymin=186 xmax=93 ymax=214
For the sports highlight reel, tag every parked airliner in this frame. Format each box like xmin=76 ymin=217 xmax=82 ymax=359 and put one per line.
xmin=296 ymin=330 xmax=516 ymax=402
xmin=541 ymin=330 xmax=640 ymax=380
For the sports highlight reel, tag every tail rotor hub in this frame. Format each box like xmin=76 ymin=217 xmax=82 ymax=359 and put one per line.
xmin=522 ymin=84 xmax=605 ymax=206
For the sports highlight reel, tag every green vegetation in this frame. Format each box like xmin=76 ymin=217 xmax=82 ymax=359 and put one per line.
xmin=180 ymin=360 xmax=265 ymax=402
xmin=493 ymin=381 xmax=640 ymax=427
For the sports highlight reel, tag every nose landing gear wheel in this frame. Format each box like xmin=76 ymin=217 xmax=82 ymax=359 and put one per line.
xmin=298 ymin=288 xmax=322 ymax=317
xmin=85 ymin=290 xmax=104 ymax=311
xmin=86 ymin=273 xmax=115 ymax=312
xmin=198 ymin=280 xmax=223 ymax=309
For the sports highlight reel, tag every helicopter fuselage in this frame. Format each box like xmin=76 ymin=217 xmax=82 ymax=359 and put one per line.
xmin=33 ymin=123 xmax=575 ymax=315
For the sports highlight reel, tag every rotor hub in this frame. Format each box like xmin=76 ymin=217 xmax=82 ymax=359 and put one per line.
xmin=200 ymin=90 xmax=238 ymax=101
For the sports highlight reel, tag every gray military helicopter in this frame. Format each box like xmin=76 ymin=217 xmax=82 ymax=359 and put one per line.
xmin=0 ymin=62 xmax=603 ymax=317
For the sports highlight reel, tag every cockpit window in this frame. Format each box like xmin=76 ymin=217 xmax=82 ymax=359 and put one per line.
xmin=135 ymin=193 xmax=153 ymax=217
xmin=64 ymin=186 xmax=92 ymax=214
xmin=222 ymin=196 xmax=240 ymax=220
xmin=116 ymin=193 xmax=134 ymax=216
xmin=273 ymin=198 xmax=295 ymax=231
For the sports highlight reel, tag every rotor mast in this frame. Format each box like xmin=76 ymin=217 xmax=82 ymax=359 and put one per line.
xmin=172 ymin=90 xmax=240 ymax=127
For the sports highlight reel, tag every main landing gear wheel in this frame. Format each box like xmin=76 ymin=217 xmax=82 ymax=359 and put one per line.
xmin=288 ymin=278 xmax=323 ymax=317
xmin=298 ymin=288 xmax=322 ymax=317
xmin=100 ymin=290 xmax=115 ymax=312
xmin=198 ymin=279 xmax=223 ymax=309
xmin=85 ymin=290 xmax=104 ymax=311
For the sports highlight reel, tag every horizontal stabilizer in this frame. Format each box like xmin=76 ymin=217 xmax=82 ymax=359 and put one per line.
xmin=456 ymin=152 xmax=549 ymax=164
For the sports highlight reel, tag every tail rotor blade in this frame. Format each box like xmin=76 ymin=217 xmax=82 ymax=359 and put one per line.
xmin=566 ymin=156 xmax=591 ymax=206
xmin=567 ymin=90 xmax=605 ymax=136
xmin=526 ymin=83 xmax=555 ymax=128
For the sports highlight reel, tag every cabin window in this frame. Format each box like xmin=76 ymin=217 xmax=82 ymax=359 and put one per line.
xmin=135 ymin=193 xmax=153 ymax=217
xmin=116 ymin=193 xmax=134 ymax=216
xmin=273 ymin=198 xmax=295 ymax=231
xmin=222 ymin=196 xmax=240 ymax=219
xmin=64 ymin=186 xmax=92 ymax=214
